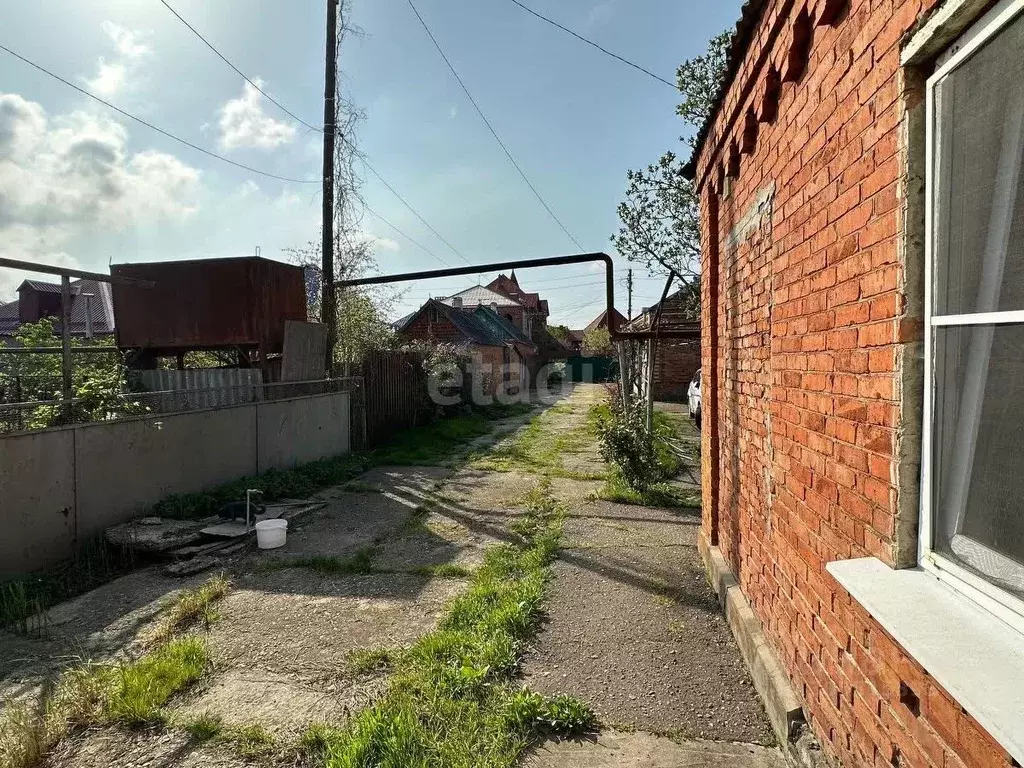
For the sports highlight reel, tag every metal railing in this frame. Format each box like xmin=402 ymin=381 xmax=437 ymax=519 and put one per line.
xmin=0 ymin=377 xmax=361 ymax=435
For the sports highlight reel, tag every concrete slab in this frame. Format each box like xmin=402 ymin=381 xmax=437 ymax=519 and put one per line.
xmin=47 ymin=727 xmax=250 ymax=768
xmin=525 ymin=732 xmax=786 ymax=768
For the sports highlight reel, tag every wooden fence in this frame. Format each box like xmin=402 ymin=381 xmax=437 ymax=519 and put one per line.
xmin=358 ymin=350 xmax=431 ymax=449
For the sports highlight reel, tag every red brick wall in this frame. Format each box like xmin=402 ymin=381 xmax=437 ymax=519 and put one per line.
xmin=652 ymin=339 xmax=701 ymax=401
xmin=695 ymin=1 xmax=1014 ymax=766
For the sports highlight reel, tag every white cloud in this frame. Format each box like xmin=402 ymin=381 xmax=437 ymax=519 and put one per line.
xmin=369 ymin=234 xmax=400 ymax=253
xmin=585 ymin=0 xmax=616 ymax=30
xmin=218 ymin=80 xmax=297 ymax=151
xmin=102 ymin=21 xmax=151 ymax=59
xmin=0 ymin=92 xmax=202 ymax=299
xmin=449 ymin=106 xmax=458 ymax=119
xmin=84 ymin=22 xmax=150 ymax=98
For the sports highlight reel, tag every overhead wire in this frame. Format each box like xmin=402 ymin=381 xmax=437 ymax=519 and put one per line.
xmin=405 ymin=0 xmax=584 ymax=251
xmin=364 ymin=206 xmax=452 ymax=268
xmin=507 ymin=0 xmax=677 ymax=89
xmin=148 ymin=3 xmax=478 ymax=277
xmin=0 ymin=42 xmax=320 ymax=184
xmin=157 ymin=0 xmax=323 ymax=133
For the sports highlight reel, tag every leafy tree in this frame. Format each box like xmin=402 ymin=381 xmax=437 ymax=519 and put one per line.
xmin=582 ymin=327 xmax=612 ymax=356
xmin=676 ymin=31 xmax=732 ymax=145
xmin=547 ymin=324 xmax=573 ymax=343
xmin=611 ymin=31 xmax=730 ymax=321
xmin=286 ymin=235 xmax=399 ymax=371
xmin=0 ymin=318 xmax=142 ymax=429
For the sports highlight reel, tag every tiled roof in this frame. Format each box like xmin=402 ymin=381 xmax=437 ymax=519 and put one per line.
xmin=683 ymin=0 xmax=768 ymax=178
xmin=0 ymin=301 xmax=19 ymax=335
xmin=584 ymin=308 xmax=627 ymax=333
xmin=1 ymin=279 xmax=116 ymax=337
xmin=473 ymin=307 xmax=537 ymax=351
xmin=441 ymin=285 xmax=522 ymax=308
xmin=19 ymin=279 xmax=63 ymax=294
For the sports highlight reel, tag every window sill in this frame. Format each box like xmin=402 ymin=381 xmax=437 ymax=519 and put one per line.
xmin=826 ymin=557 xmax=1024 ymax=764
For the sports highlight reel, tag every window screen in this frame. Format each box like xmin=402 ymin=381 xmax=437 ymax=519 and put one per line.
xmin=930 ymin=10 xmax=1024 ymax=600
xmin=932 ymin=11 xmax=1024 ymax=317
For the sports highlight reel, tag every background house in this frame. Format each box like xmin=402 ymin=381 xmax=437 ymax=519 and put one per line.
xmin=687 ymin=1 xmax=1024 ymax=766
xmin=626 ymin=289 xmax=700 ymax=401
xmin=0 ymin=279 xmax=115 ymax=340
xmin=396 ymin=299 xmax=537 ymax=396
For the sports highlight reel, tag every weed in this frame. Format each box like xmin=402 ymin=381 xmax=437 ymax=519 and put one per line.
xmin=0 ymin=537 xmax=137 ymax=636
xmin=536 ymin=694 xmax=598 ymax=735
xmin=413 ymin=563 xmax=471 ymax=578
xmin=154 ymin=574 xmax=230 ymax=643
xmin=0 ymin=637 xmax=210 ymax=765
xmin=0 ymin=704 xmax=45 ymax=768
xmin=185 ymin=713 xmax=223 ymax=742
xmin=306 ymin=480 xmax=593 ymax=767
xmin=268 ymin=548 xmax=376 ymax=575
xmin=346 ymin=647 xmax=397 ymax=676
xmin=223 ymin=723 xmax=276 ymax=759
xmin=595 ymin=471 xmax=700 ymax=509
xmin=105 ymin=636 xmax=208 ymax=725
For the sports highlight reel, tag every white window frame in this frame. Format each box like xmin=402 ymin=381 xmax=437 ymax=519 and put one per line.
xmin=920 ymin=0 xmax=1024 ymax=635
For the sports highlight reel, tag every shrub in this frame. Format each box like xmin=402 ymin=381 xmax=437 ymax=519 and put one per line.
xmin=594 ymin=398 xmax=664 ymax=491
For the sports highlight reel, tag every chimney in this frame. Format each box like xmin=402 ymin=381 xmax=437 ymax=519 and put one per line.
xmin=83 ymin=293 xmax=95 ymax=338
xmin=452 ymin=296 xmax=463 ymax=309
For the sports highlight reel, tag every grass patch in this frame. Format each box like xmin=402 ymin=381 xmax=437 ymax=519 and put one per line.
xmin=267 ymin=548 xmax=376 ymax=575
xmin=595 ymin=471 xmax=700 ymax=509
xmin=153 ymin=574 xmax=230 ymax=644
xmin=222 ymin=723 xmax=276 ymax=759
xmin=413 ymin=563 xmax=472 ymax=579
xmin=0 ymin=636 xmax=210 ymax=767
xmin=105 ymin=637 xmax=209 ymax=725
xmin=303 ymin=479 xmax=596 ymax=767
xmin=346 ymin=647 xmax=398 ymax=677
xmin=185 ymin=713 xmax=223 ymax=742
xmin=471 ymin=401 xmax=606 ymax=480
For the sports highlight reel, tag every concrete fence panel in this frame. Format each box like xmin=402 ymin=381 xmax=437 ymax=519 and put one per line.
xmin=0 ymin=429 xmax=77 ymax=576
xmin=257 ymin=392 xmax=349 ymax=473
xmin=73 ymin=404 xmax=259 ymax=540
xmin=0 ymin=391 xmax=350 ymax=579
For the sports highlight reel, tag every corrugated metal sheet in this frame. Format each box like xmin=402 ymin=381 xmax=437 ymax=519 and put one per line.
xmin=135 ymin=368 xmax=264 ymax=412
xmin=111 ymin=257 xmax=307 ymax=353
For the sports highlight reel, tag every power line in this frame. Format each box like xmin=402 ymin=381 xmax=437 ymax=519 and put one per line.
xmin=157 ymin=0 xmax=323 ymax=133
xmin=0 ymin=42 xmax=319 ymax=184
xmin=361 ymin=160 xmax=474 ymax=266
xmin=405 ymin=0 xmax=584 ymax=251
xmin=365 ymin=206 xmax=452 ymax=268
xmin=508 ymin=0 xmax=676 ymax=89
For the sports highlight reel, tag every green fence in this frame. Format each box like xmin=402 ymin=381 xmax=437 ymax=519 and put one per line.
xmin=564 ymin=356 xmax=618 ymax=383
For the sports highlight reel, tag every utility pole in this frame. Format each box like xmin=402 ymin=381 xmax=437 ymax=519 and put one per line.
xmin=626 ymin=268 xmax=633 ymax=321
xmin=321 ymin=0 xmax=338 ymax=376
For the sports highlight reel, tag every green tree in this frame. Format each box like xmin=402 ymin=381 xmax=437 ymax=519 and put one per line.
xmin=286 ymin=235 xmax=399 ymax=371
xmin=582 ymin=327 xmax=612 ymax=356
xmin=611 ymin=31 xmax=730 ymax=321
xmin=0 ymin=318 xmax=142 ymax=429
xmin=547 ymin=324 xmax=573 ymax=343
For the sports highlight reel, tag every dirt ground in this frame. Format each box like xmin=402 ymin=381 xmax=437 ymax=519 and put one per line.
xmin=2 ymin=384 xmax=781 ymax=767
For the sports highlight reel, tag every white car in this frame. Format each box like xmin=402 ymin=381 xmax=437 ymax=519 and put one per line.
xmin=687 ymin=368 xmax=701 ymax=429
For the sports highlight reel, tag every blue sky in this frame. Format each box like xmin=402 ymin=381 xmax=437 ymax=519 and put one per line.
xmin=0 ymin=0 xmax=740 ymax=328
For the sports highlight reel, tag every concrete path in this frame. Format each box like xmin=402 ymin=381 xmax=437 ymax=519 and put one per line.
xmin=519 ymin=386 xmax=780 ymax=767
xmin=526 ymin=732 xmax=784 ymax=768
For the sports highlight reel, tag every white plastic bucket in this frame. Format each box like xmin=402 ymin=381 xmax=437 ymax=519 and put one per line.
xmin=255 ymin=519 xmax=288 ymax=549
